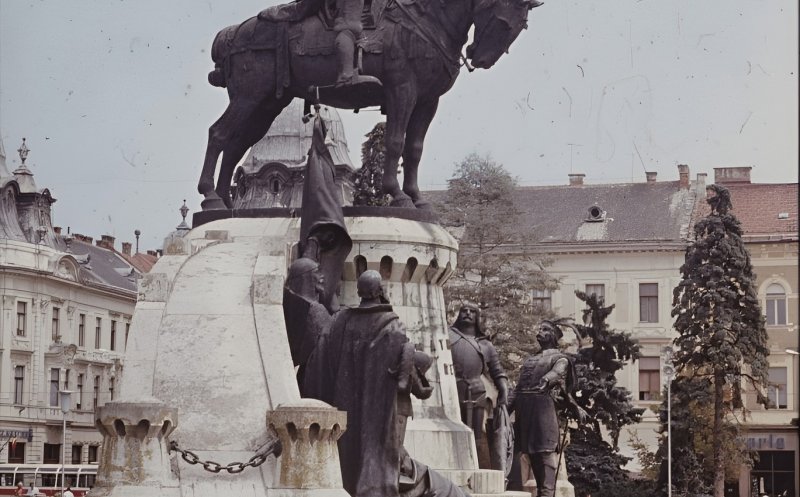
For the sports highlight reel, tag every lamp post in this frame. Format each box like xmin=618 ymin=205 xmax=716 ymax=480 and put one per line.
xmin=663 ymin=347 xmax=675 ymax=497
xmin=59 ymin=390 xmax=72 ymax=497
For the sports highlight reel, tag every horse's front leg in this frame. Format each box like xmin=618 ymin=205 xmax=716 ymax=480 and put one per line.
xmin=401 ymin=98 xmax=439 ymax=210
xmin=383 ymin=84 xmax=416 ymax=208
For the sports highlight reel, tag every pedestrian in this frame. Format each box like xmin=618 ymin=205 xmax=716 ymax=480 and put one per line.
xmin=63 ymin=485 xmax=75 ymax=497
xmin=15 ymin=482 xmax=25 ymax=496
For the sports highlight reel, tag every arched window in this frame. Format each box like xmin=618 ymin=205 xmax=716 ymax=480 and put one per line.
xmin=765 ymin=283 xmax=787 ymax=326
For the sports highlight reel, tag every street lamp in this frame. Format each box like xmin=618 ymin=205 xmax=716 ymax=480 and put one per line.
xmin=59 ymin=390 xmax=72 ymax=497
xmin=663 ymin=347 xmax=675 ymax=497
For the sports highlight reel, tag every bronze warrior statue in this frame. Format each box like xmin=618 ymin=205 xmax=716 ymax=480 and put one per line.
xmin=449 ymin=303 xmax=508 ymax=468
xmin=509 ymin=320 xmax=586 ymax=497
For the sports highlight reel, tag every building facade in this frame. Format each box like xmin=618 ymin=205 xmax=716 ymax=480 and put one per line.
xmin=0 ymin=138 xmax=137 ymax=477
xmin=433 ymin=164 xmax=798 ymax=496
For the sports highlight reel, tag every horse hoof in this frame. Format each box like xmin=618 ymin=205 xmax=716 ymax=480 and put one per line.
xmin=201 ymin=195 xmax=229 ymax=211
xmin=412 ymin=198 xmax=433 ymax=210
xmin=389 ymin=196 xmax=416 ymax=208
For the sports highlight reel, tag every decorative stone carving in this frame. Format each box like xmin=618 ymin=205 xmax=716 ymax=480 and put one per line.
xmin=267 ymin=399 xmax=348 ymax=492
xmin=91 ymin=400 xmax=180 ymax=497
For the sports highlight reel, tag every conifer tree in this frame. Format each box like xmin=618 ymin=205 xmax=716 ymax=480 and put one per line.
xmin=670 ymin=184 xmax=769 ymax=497
xmin=566 ymin=291 xmax=644 ymax=495
xmin=353 ymin=121 xmax=390 ymax=206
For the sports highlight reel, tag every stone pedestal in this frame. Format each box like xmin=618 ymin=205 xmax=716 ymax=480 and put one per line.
xmin=267 ymin=399 xmax=350 ymax=497
xmin=101 ymin=212 xmax=523 ymax=496
xmin=89 ymin=400 xmax=179 ymax=497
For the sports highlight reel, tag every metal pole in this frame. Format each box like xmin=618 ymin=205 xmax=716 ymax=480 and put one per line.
xmin=62 ymin=413 xmax=66 ymax=496
xmin=667 ymin=378 xmax=672 ymax=497
xmin=59 ymin=390 xmax=72 ymax=497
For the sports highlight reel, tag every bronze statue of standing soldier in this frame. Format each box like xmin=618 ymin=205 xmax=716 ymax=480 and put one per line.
xmin=448 ymin=303 xmax=509 ymax=469
xmin=509 ymin=320 xmax=586 ymax=497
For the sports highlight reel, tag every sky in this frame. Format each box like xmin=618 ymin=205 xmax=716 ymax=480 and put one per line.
xmin=0 ymin=0 xmax=797 ymax=250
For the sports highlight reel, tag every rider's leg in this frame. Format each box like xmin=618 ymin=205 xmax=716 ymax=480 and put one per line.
xmin=334 ymin=0 xmax=363 ymax=84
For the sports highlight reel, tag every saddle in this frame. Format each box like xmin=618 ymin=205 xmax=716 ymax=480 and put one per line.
xmin=260 ymin=0 xmax=388 ymax=30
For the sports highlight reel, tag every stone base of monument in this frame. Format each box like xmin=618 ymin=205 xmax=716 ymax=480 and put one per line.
xmin=99 ymin=212 xmax=525 ymax=496
xmin=438 ymin=468 xmax=531 ymax=496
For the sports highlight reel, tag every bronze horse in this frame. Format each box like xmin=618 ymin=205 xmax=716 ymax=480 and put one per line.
xmin=198 ymin=0 xmax=538 ymax=210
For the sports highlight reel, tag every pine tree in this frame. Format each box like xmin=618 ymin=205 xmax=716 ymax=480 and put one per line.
xmin=353 ymin=121 xmax=391 ymax=206
xmin=439 ymin=153 xmax=558 ymax=375
xmin=670 ymin=184 xmax=769 ymax=497
xmin=566 ymin=291 xmax=644 ymax=495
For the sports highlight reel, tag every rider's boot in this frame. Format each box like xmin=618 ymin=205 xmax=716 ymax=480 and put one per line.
xmin=334 ymin=30 xmax=381 ymax=87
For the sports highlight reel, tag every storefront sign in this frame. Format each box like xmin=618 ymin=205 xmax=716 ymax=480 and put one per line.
xmin=746 ymin=434 xmax=786 ymax=450
xmin=0 ymin=428 xmax=33 ymax=442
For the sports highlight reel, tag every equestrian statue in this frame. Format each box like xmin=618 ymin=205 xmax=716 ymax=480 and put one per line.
xmin=198 ymin=0 xmax=541 ymax=210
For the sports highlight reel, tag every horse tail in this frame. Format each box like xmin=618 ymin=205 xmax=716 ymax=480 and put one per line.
xmin=208 ymin=25 xmax=236 ymax=88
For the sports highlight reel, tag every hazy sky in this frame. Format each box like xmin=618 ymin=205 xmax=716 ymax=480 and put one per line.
xmin=1 ymin=0 xmax=797 ymax=250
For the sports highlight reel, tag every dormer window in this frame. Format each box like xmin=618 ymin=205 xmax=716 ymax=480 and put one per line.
xmin=586 ymin=205 xmax=606 ymax=222
xmin=269 ymin=176 xmax=283 ymax=194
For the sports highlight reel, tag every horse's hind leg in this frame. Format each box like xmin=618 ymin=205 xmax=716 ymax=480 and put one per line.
xmin=215 ymin=96 xmax=292 ymax=206
xmin=401 ymin=99 xmax=439 ymax=210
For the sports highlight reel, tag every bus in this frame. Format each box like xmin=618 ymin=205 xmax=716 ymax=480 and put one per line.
xmin=0 ymin=464 xmax=96 ymax=496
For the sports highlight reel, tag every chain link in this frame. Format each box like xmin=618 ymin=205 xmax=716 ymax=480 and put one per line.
xmin=169 ymin=438 xmax=282 ymax=475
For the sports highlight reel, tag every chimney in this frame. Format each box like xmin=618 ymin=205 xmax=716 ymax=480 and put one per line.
xmin=121 ymin=242 xmax=132 ymax=256
xmin=568 ymin=173 xmax=585 ymax=186
xmin=696 ymin=173 xmax=708 ymax=198
xmin=714 ymin=167 xmax=752 ymax=184
xmin=97 ymin=234 xmax=116 ymax=250
xmin=147 ymin=250 xmax=158 ymax=257
xmin=53 ymin=226 xmax=62 ymax=235
xmin=73 ymin=233 xmax=93 ymax=243
xmin=677 ymin=164 xmax=690 ymax=189
xmin=645 ymin=171 xmax=657 ymax=183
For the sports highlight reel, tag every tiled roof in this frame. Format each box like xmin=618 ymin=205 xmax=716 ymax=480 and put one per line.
xmin=694 ymin=183 xmax=798 ymax=239
xmin=120 ymin=251 xmax=158 ymax=273
xmin=68 ymin=240 xmax=138 ymax=293
xmin=428 ymin=180 xmax=699 ymax=248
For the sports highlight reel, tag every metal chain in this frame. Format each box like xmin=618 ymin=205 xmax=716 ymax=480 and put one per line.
xmin=168 ymin=438 xmax=282 ymax=475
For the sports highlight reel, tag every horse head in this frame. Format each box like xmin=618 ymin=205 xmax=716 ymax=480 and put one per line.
xmin=466 ymin=0 xmax=537 ymax=69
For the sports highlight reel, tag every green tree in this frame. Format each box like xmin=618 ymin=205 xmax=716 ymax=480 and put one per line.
xmin=566 ymin=291 xmax=644 ymax=495
xmin=439 ymin=153 xmax=557 ymax=375
xmin=669 ymin=184 xmax=769 ymax=497
xmin=353 ymin=121 xmax=390 ymax=206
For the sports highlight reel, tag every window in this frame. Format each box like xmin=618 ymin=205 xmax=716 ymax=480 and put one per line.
xmin=14 ymin=366 xmax=24 ymax=404
xmin=93 ymin=375 xmax=100 ymax=410
xmin=95 ymin=317 xmax=102 ymax=348
xmin=88 ymin=445 xmax=99 ymax=464
xmin=72 ymin=444 xmax=82 ymax=464
xmin=8 ymin=442 xmax=25 ymax=463
xmin=43 ymin=443 xmax=61 ymax=464
xmin=751 ymin=450 xmax=795 ymax=497
xmin=50 ymin=368 xmax=60 ymax=406
xmin=110 ymin=320 xmax=117 ymax=351
xmin=64 ymin=369 xmax=70 ymax=390
xmin=109 ymin=378 xmax=115 ymax=401
xmin=639 ymin=357 xmax=661 ymax=401
xmin=765 ymin=283 xmax=787 ymax=326
xmin=585 ymin=284 xmax=605 ymax=300
xmin=767 ymin=367 xmax=788 ymax=409
xmin=531 ymin=289 xmax=552 ymax=311
xmin=78 ymin=314 xmax=86 ymax=346
xmin=16 ymin=301 xmax=27 ymax=336
xmin=52 ymin=307 xmax=60 ymax=341
xmin=639 ymin=283 xmax=659 ymax=323
xmin=125 ymin=322 xmax=130 ymax=348
xmin=77 ymin=374 xmax=84 ymax=410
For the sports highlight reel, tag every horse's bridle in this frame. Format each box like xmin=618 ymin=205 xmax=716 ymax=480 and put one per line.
xmin=389 ymin=0 xmax=475 ymax=75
